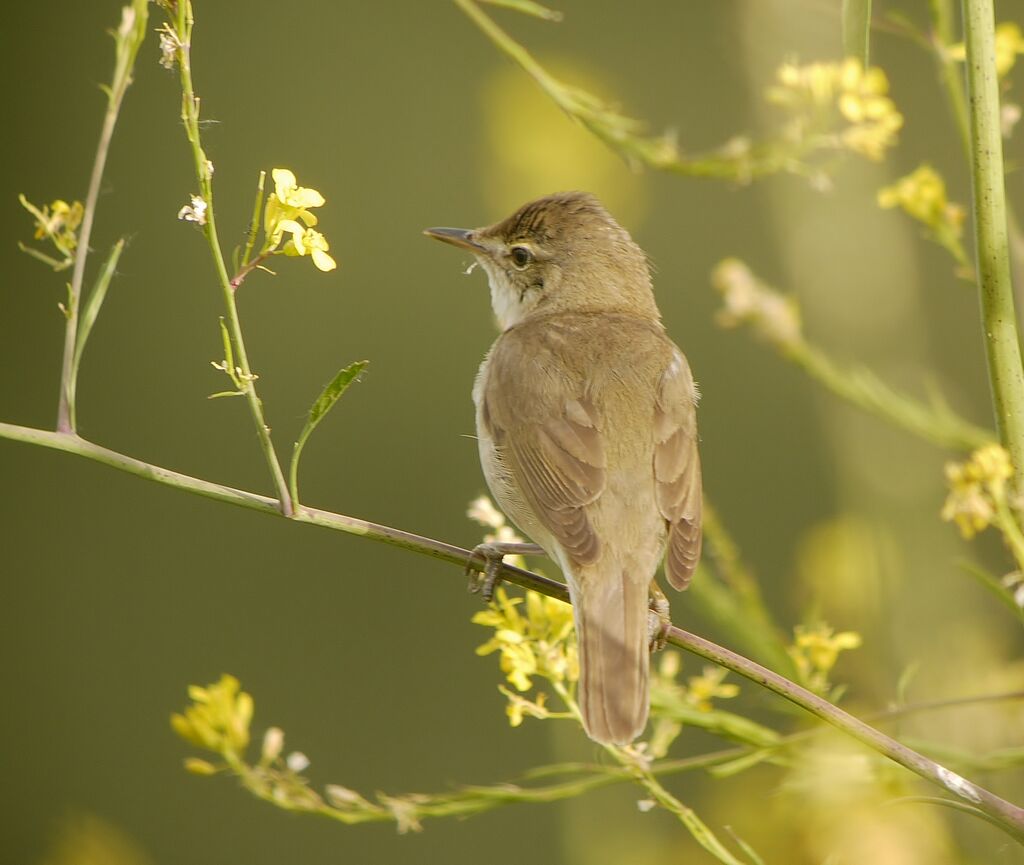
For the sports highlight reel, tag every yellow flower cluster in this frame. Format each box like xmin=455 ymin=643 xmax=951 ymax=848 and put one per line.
xmin=18 ymin=195 xmax=84 ymax=270
xmin=650 ymin=651 xmax=739 ymax=713
xmin=474 ymin=587 xmax=578 ymax=694
xmin=877 ymin=165 xmax=965 ymax=233
xmin=877 ymin=164 xmax=967 ymax=266
xmin=768 ymin=58 xmax=903 ymax=161
xmin=262 ymin=168 xmax=337 ymax=272
xmin=711 ymin=258 xmax=802 ymax=348
xmin=949 ymin=22 xmax=1024 ymax=78
xmin=170 ymin=673 xmax=253 ymax=757
xmin=685 ymin=665 xmax=741 ymax=712
xmin=942 ymin=444 xmax=1014 ymax=538
xmin=788 ymin=623 xmax=862 ymax=695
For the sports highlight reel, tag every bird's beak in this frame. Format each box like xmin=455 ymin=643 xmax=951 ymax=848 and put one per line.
xmin=423 ymin=226 xmax=484 ymax=252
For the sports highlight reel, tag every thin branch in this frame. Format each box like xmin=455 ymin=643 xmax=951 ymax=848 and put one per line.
xmin=58 ymin=0 xmax=148 ymax=433
xmin=1 ymin=419 xmax=1021 ymax=839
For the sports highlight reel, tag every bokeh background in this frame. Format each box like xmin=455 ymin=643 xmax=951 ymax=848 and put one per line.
xmin=3 ymin=1 xmax=1024 ymax=863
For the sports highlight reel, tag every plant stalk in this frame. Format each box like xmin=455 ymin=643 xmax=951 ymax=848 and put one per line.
xmin=962 ymin=0 xmax=1024 ymax=496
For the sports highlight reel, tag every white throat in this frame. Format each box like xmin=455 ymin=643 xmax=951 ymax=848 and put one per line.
xmin=479 ymin=258 xmax=528 ymax=330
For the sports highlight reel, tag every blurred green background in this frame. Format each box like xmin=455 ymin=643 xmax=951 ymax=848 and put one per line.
xmin=3 ymin=1 xmax=1024 ymax=863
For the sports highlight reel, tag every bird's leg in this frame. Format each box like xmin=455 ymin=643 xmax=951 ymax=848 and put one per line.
xmin=648 ymin=582 xmax=672 ymax=652
xmin=465 ymin=542 xmax=546 ymax=602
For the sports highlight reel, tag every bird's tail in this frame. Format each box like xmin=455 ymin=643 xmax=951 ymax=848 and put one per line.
xmin=573 ymin=571 xmax=649 ymax=746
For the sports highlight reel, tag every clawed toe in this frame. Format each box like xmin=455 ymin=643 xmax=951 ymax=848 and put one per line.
xmin=465 ymin=541 xmax=545 ymax=603
xmin=648 ymin=585 xmax=672 ymax=652
xmin=466 ymin=543 xmax=505 ymax=602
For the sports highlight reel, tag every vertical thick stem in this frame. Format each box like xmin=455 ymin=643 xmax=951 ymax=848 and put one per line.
xmin=963 ymin=0 xmax=1024 ymax=491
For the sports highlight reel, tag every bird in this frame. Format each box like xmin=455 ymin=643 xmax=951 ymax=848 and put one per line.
xmin=425 ymin=191 xmax=701 ymax=745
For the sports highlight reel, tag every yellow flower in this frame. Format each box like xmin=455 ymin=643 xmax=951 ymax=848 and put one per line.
xmin=264 ymin=168 xmax=324 ymax=235
xmin=170 ymin=673 xmax=253 ymax=756
xmin=767 ymin=58 xmax=902 ymax=162
xmin=262 ymin=168 xmax=336 ymax=271
xmin=499 ymin=686 xmax=550 ymax=727
xmin=789 ymin=623 xmax=862 ymax=694
xmin=19 ymin=195 xmax=84 ymax=262
xmin=941 ymin=444 xmax=1013 ymax=538
xmin=877 ymin=165 xmax=964 ymax=232
xmin=283 ymin=227 xmax=337 ymax=272
xmin=685 ymin=665 xmax=740 ymax=712
xmin=473 ymin=586 xmax=577 ymax=694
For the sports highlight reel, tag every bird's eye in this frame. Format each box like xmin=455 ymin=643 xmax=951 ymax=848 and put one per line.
xmin=510 ymin=245 xmax=533 ymax=268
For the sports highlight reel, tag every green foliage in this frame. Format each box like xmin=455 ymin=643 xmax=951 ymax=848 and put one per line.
xmin=289 ymin=360 xmax=369 ymax=505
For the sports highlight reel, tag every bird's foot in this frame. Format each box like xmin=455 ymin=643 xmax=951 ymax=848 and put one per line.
xmin=465 ymin=542 xmax=545 ymax=603
xmin=648 ymin=584 xmax=672 ymax=652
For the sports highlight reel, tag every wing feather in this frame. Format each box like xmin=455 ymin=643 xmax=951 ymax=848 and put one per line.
xmin=487 ymin=391 xmax=606 ymax=566
xmin=654 ymin=351 xmax=702 ymax=589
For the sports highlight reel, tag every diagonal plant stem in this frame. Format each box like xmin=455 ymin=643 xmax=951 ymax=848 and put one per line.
xmin=167 ymin=1 xmax=293 ymax=515
xmin=1 ymin=418 xmax=1022 ymax=839
xmin=58 ymin=0 xmax=148 ymax=433
xmin=962 ymin=0 xmax=1024 ymax=500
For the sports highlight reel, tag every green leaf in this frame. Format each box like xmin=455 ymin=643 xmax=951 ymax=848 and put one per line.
xmin=479 ymin=0 xmax=563 ymax=22
xmin=207 ymin=391 xmax=245 ymax=400
xmin=842 ymin=0 xmax=873 ymax=66
xmin=958 ymin=560 xmax=1024 ymax=625
xmin=217 ymin=317 xmax=236 ymax=383
xmin=707 ymin=748 xmax=774 ymax=779
xmin=68 ymin=238 xmax=125 ymax=427
xmin=307 ymin=361 xmax=368 ymax=428
xmin=74 ymin=238 xmax=124 ymax=370
xmin=726 ymin=826 xmax=767 ymax=865
xmin=289 ymin=360 xmax=369 ymax=506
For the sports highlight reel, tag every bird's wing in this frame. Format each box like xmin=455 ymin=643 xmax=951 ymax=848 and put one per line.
xmin=653 ymin=349 xmax=702 ymax=589
xmin=482 ymin=380 xmax=606 ymax=566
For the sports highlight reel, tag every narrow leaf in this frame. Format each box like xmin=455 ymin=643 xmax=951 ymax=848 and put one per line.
xmin=289 ymin=360 xmax=369 ymax=507
xmin=207 ymin=391 xmax=245 ymax=400
xmin=707 ymin=748 xmax=774 ymax=779
xmin=725 ymin=826 xmax=767 ymax=865
xmin=479 ymin=0 xmax=563 ymax=22
xmin=218 ymin=317 xmax=235 ymax=374
xmin=842 ymin=0 xmax=873 ymax=66
xmin=72 ymin=238 xmax=125 ymax=382
xmin=958 ymin=560 xmax=1024 ymax=625
xmin=306 ymin=361 xmax=369 ymax=429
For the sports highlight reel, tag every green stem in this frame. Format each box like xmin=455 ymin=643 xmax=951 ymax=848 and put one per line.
xmin=171 ymin=2 xmax=293 ymax=515
xmin=842 ymin=0 xmax=873 ymax=65
xmin=2 ymin=419 xmax=1022 ymax=839
xmin=962 ymin=0 xmax=1024 ymax=500
xmin=790 ymin=342 xmax=994 ymax=450
xmin=611 ymin=750 xmax=749 ymax=865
